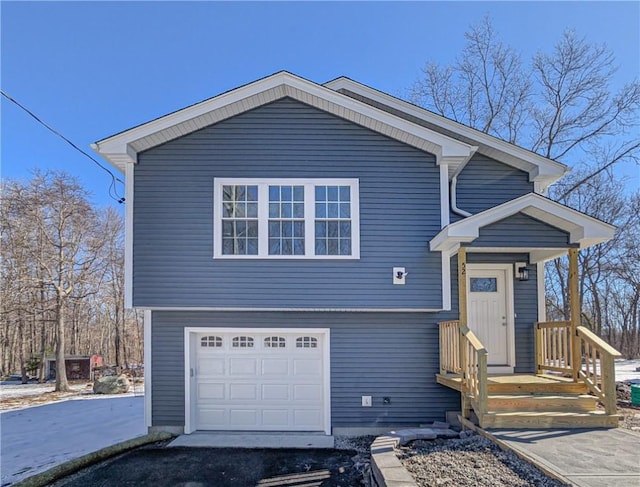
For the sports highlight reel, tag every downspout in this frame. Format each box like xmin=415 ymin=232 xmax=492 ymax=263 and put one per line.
xmin=450 ymin=146 xmax=478 ymax=218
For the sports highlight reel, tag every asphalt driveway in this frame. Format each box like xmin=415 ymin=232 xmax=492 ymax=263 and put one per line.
xmin=51 ymin=444 xmax=364 ymax=487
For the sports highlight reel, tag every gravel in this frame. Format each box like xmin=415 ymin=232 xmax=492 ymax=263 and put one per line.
xmin=397 ymin=434 xmax=566 ymax=487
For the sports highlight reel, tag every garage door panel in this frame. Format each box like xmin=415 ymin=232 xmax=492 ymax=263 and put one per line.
xmin=194 ymin=331 xmax=326 ymax=432
xmin=293 ymin=358 xmax=322 ymax=376
xmin=294 ymin=409 xmax=322 ymax=427
xmin=262 ymin=384 xmax=289 ymax=400
xmin=198 ymin=408 xmax=226 ymax=427
xmin=198 ymin=358 xmax=224 ymax=375
xmin=261 ymin=358 xmax=289 ymax=375
xmin=230 ymin=409 xmax=258 ymax=426
xmin=262 ymin=410 xmax=289 ymax=426
xmin=198 ymin=383 xmax=225 ymax=400
xmin=229 ymin=383 xmax=257 ymax=400
xmin=229 ymin=358 xmax=257 ymax=375
xmin=293 ymin=384 xmax=322 ymax=401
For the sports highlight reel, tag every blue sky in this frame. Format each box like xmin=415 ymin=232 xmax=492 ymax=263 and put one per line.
xmin=2 ymin=1 xmax=639 ymax=208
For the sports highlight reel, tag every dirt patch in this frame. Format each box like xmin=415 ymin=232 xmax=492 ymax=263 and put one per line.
xmin=50 ymin=446 xmax=365 ymax=487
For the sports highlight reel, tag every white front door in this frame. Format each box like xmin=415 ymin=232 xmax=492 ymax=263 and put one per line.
xmin=466 ymin=265 xmax=515 ymax=367
xmin=186 ymin=328 xmax=329 ymax=433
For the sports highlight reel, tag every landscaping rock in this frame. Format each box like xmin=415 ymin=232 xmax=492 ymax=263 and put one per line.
xmin=93 ymin=375 xmax=130 ymax=394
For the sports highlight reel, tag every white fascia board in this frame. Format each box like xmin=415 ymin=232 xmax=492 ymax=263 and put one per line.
xmin=430 ymin=193 xmax=615 ymax=252
xmin=93 ymin=72 xmax=474 ymax=172
xmin=325 ymin=77 xmax=568 ymax=185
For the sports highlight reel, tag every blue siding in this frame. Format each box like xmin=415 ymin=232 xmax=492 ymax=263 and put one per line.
xmin=134 ymin=98 xmax=443 ymax=309
xmin=150 ymin=311 xmax=459 ymax=428
xmin=453 ymin=155 xmax=534 ymax=221
xmin=470 ymin=213 xmax=573 ymax=248
xmin=333 ymin=88 xmax=534 ymax=222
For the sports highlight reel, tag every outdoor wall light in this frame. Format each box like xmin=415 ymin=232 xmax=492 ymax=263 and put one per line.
xmin=518 ymin=265 xmax=529 ymax=282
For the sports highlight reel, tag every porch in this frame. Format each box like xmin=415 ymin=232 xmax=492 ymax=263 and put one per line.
xmin=429 ymin=193 xmax=620 ymax=428
xmin=437 ymin=248 xmax=621 ymax=429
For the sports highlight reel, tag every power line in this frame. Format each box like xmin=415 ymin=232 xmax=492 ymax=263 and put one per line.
xmin=1 ymin=89 xmax=125 ymax=204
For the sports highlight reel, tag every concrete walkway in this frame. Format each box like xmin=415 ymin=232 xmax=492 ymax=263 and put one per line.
xmin=489 ymin=428 xmax=640 ymax=487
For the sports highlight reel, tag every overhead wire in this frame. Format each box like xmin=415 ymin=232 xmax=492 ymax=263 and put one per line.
xmin=0 ymin=89 xmax=125 ymax=204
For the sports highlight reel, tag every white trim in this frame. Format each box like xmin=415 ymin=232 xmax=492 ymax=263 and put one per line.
xmin=430 ymin=193 xmax=616 ymax=254
xmin=537 ymin=261 xmax=546 ymax=322
xmin=141 ymin=306 xmax=444 ymax=313
xmin=124 ymin=163 xmax=134 ymax=309
xmin=324 ymin=76 xmax=568 ymax=190
xmin=439 ymin=164 xmax=450 ymax=228
xmin=467 ymin=263 xmax=516 ymax=368
xmin=143 ymin=310 xmax=152 ymax=429
xmin=213 ymin=178 xmax=360 ymax=259
xmin=183 ymin=327 xmax=331 ymax=435
xmin=93 ymin=72 xmax=474 ymax=173
xmin=441 ymin=252 xmax=451 ymax=311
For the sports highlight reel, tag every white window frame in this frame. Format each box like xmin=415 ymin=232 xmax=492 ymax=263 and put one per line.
xmin=213 ymin=178 xmax=360 ymax=259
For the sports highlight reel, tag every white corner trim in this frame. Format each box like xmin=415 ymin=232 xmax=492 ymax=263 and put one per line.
xmin=430 ymin=193 xmax=615 ymax=252
xmin=324 ymin=77 xmax=568 ymax=187
xmin=441 ymin=252 xmax=451 ymax=311
xmin=439 ymin=165 xmax=450 ymax=228
xmin=124 ymin=163 xmax=134 ymax=309
xmin=183 ymin=327 xmax=332 ymax=435
xmin=143 ymin=310 xmax=152 ymax=428
xmin=183 ymin=327 xmax=193 ymax=434
xmin=537 ymin=261 xmax=546 ymax=322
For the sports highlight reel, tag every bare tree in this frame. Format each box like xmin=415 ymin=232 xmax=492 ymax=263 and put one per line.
xmin=1 ymin=172 xmax=144 ymax=381
xmin=7 ymin=172 xmax=106 ymax=390
xmin=409 ymin=17 xmax=640 ymax=355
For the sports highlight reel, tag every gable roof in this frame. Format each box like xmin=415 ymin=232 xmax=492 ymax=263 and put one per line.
xmin=324 ymin=77 xmax=568 ymax=190
xmin=430 ymin=193 xmax=616 ymax=261
xmin=92 ymin=71 xmax=476 ymax=173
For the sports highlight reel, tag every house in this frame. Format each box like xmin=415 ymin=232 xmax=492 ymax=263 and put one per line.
xmin=93 ymin=72 xmax=619 ymax=438
xmin=46 ymin=355 xmax=103 ymax=381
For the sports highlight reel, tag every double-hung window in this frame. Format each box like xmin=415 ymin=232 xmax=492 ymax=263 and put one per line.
xmin=214 ymin=178 xmax=359 ymax=259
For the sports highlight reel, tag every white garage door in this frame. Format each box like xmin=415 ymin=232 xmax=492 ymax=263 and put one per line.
xmin=193 ymin=330 xmax=327 ymax=431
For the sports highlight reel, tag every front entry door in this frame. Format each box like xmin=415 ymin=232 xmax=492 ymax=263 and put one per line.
xmin=466 ymin=265 xmax=514 ymax=367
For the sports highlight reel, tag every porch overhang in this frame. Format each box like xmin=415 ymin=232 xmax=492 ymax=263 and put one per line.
xmin=429 ymin=193 xmax=615 ymax=262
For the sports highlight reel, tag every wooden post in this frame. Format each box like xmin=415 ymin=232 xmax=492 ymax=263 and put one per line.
xmin=602 ymin=354 xmax=616 ymax=415
xmin=568 ymin=248 xmax=580 ymax=381
xmin=458 ymin=248 xmax=468 ymax=380
xmin=458 ymin=247 xmax=467 ymax=326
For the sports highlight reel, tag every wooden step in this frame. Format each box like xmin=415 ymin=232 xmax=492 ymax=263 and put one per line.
xmin=487 ymin=381 xmax=589 ymax=394
xmin=487 ymin=394 xmax=598 ymax=412
xmin=480 ymin=410 xmax=619 ymax=429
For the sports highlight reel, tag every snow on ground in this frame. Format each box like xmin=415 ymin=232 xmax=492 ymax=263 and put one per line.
xmin=615 ymin=358 xmax=640 ymax=383
xmin=0 ymin=395 xmax=145 ymax=486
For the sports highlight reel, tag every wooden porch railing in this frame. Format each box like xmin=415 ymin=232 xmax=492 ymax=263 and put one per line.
xmin=535 ymin=321 xmax=572 ymax=375
xmin=438 ymin=321 xmax=488 ymax=418
xmin=439 ymin=320 xmax=462 ymax=375
xmin=459 ymin=325 xmax=488 ymax=417
xmin=535 ymin=321 xmax=621 ymax=415
xmin=577 ymin=326 xmax=621 ymax=415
